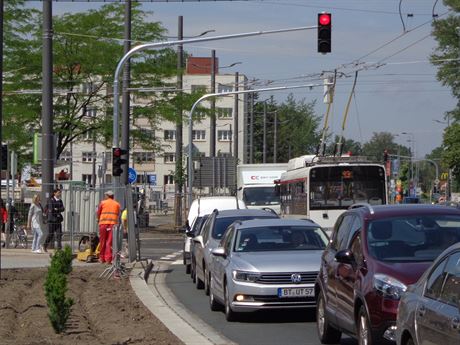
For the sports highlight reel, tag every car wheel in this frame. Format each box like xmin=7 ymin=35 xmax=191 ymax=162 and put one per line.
xmin=195 ymin=267 xmax=204 ymax=289
xmin=224 ymin=282 xmax=238 ymax=322
xmin=204 ymin=267 xmax=210 ymax=296
xmin=209 ymin=277 xmax=221 ymax=311
xmin=186 ymin=263 xmax=191 ymax=274
xmin=358 ymin=306 xmax=373 ymax=345
xmin=316 ymin=291 xmax=341 ymax=344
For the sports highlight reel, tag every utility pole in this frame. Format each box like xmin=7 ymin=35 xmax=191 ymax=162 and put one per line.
xmin=273 ymin=110 xmax=277 ymax=163
xmin=175 ymin=16 xmax=184 ymax=228
xmin=210 ymin=49 xmax=216 ymax=157
xmin=121 ymin=0 xmax=131 ymax=196
xmin=250 ymin=92 xmax=254 ymax=163
xmin=42 ymin=0 xmax=54 ymax=205
xmin=234 ymin=72 xmax=239 ymax=161
xmin=263 ymin=101 xmax=267 ymax=163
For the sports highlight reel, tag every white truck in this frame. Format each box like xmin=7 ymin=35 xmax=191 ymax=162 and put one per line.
xmin=236 ymin=163 xmax=288 ymax=214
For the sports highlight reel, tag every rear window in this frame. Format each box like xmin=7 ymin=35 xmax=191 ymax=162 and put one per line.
xmin=367 ymin=215 xmax=460 ymax=262
xmin=211 ymin=215 xmax=277 ymax=240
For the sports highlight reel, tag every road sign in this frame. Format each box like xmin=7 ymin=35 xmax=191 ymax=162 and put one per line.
xmin=434 ymin=178 xmax=440 ymax=185
xmin=148 ymin=174 xmax=157 ymax=185
xmin=128 ymin=168 xmax=137 ymax=184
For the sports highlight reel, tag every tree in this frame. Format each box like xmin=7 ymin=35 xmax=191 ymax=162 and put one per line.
xmin=361 ymin=132 xmax=406 ymax=162
xmin=431 ymin=1 xmax=460 ymax=188
xmin=4 ymin=3 xmax=179 ymax=165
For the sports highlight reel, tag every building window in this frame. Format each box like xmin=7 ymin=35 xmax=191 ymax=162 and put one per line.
xmin=60 ymin=150 xmax=72 ymax=162
xmin=133 ymin=152 xmax=155 ymax=164
xmin=218 ymin=130 xmax=232 ymax=141
xmin=218 ymin=84 xmax=233 ymax=93
xmin=83 ymin=129 xmax=94 ymax=141
xmin=164 ymin=130 xmax=176 ymax=141
xmin=192 ymin=130 xmax=206 ymax=141
xmin=191 ymin=85 xmax=207 ymax=93
xmin=164 ymin=175 xmax=174 ymax=185
xmin=164 ymin=153 xmax=176 ymax=164
xmin=194 ymin=109 xmax=208 ymax=119
xmin=82 ymin=174 xmax=93 ymax=185
xmin=85 ymin=106 xmax=97 ymax=118
xmin=217 ymin=107 xmax=233 ymax=118
xmin=82 ymin=152 xmax=96 ymax=162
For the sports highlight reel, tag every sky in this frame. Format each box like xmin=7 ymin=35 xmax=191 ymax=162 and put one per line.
xmin=30 ymin=0 xmax=458 ymax=158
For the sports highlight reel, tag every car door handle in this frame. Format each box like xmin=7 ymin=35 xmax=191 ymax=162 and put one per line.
xmin=451 ymin=317 xmax=460 ymax=330
xmin=417 ymin=305 xmax=426 ymax=318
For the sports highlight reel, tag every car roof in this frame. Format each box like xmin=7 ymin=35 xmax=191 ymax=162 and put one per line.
xmin=234 ymin=218 xmax=319 ymax=229
xmin=349 ymin=204 xmax=460 ymax=220
xmin=213 ymin=208 xmax=278 ymax=219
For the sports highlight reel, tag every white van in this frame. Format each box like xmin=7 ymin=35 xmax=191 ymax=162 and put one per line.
xmin=182 ymin=196 xmax=246 ymax=273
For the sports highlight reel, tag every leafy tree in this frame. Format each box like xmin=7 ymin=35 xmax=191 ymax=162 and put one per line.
xmin=4 ymin=3 xmax=180 ymax=165
xmin=431 ymin=1 xmax=460 ymax=188
xmin=361 ymin=132 xmax=408 ymax=162
xmin=326 ymin=136 xmax=363 ymax=156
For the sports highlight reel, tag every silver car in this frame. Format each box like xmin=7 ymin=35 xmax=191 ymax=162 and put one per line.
xmin=396 ymin=242 xmax=460 ymax=345
xmin=209 ymin=218 xmax=329 ymax=321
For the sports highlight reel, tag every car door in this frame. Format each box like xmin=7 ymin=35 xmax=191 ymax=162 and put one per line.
xmin=195 ymin=215 xmax=214 ymax=282
xmin=213 ymin=227 xmax=234 ymax=301
xmin=334 ymin=215 xmax=361 ymax=332
xmin=322 ymin=214 xmax=353 ymax=325
xmin=417 ymin=251 xmax=460 ymax=345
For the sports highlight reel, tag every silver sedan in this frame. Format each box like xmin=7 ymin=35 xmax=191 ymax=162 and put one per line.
xmin=209 ymin=218 xmax=329 ymax=321
xmin=396 ymin=242 xmax=460 ymax=345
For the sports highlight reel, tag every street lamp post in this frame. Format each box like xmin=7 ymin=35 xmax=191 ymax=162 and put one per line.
xmin=402 ymin=132 xmax=416 ymax=196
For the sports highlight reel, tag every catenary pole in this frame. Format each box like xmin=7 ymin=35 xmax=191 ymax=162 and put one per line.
xmin=210 ymin=49 xmax=216 ymax=157
xmin=175 ymin=16 xmax=183 ymax=228
xmin=234 ymin=72 xmax=239 ymax=162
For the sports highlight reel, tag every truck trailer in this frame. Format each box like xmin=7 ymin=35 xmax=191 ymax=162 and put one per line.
xmin=236 ymin=163 xmax=288 ymax=214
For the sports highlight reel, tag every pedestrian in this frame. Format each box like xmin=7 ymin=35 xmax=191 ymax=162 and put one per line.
xmin=97 ymin=191 xmax=121 ymax=264
xmin=27 ymin=194 xmax=45 ymax=253
xmin=0 ymin=199 xmax=7 ymax=247
xmin=43 ymin=189 xmax=65 ymax=252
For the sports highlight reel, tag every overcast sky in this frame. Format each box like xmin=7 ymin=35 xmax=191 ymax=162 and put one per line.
xmin=32 ymin=0 xmax=457 ymax=157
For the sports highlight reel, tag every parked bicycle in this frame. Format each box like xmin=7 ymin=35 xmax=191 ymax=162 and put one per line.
xmin=9 ymin=215 xmax=28 ymax=249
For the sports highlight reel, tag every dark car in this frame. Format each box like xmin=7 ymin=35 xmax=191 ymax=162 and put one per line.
xmin=396 ymin=242 xmax=460 ymax=345
xmin=315 ymin=204 xmax=460 ymax=345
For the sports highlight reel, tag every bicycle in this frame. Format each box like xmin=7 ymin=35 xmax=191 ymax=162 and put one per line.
xmin=9 ymin=219 xmax=28 ymax=249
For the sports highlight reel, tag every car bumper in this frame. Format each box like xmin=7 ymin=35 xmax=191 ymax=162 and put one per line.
xmin=229 ymin=282 xmax=316 ymax=312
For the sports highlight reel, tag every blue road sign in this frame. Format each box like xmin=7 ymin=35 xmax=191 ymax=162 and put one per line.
xmin=148 ymin=174 xmax=157 ymax=186
xmin=128 ymin=168 xmax=137 ymax=184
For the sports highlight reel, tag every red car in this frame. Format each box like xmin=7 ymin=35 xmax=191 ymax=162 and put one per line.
xmin=315 ymin=204 xmax=460 ymax=345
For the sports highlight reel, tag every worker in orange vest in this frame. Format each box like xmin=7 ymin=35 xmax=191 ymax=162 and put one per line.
xmin=96 ymin=191 xmax=121 ymax=264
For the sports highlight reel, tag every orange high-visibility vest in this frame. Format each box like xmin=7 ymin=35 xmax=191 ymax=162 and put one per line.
xmin=98 ymin=199 xmax=121 ymax=225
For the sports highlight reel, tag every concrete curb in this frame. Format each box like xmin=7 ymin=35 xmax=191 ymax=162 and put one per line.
xmin=129 ymin=261 xmax=236 ymax=345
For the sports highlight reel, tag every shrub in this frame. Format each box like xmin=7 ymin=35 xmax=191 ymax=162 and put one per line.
xmin=44 ymin=245 xmax=74 ymax=333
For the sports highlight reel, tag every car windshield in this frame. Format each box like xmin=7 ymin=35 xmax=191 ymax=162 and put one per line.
xmin=212 ymin=215 xmax=277 ymax=240
xmin=234 ymin=226 xmax=328 ymax=252
xmin=367 ymin=215 xmax=460 ymax=262
xmin=243 ymin=186 xmax=280 ymax=206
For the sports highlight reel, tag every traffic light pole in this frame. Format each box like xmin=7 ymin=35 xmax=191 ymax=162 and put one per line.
xmin=111 ymin=27 xmax=315 ymax=158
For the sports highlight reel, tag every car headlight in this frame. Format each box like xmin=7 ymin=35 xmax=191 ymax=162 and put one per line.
xmin=374 ymin=273 xmax=407 ymax=300
xmin=232 ymin=270 xmax=260 ymax=282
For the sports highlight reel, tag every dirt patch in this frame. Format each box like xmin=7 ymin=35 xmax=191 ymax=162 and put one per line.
xmin=0 ymin=267 xmax=183 ymax=345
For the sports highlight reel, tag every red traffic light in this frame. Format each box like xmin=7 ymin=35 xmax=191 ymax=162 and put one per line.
xmin=113 ymin=148 xmax=122 ymax=157
xmin=319 ymin=13 xmax=331 ymax=26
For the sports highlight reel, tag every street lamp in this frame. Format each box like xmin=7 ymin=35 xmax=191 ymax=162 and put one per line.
xmin=401 ymin=132 xmax=416 ymax=197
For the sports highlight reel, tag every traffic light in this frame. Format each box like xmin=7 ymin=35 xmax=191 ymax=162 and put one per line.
xmin=317 ymin=12 xmax=332 ymax=54
xmin=1 ymin=145 xmax=7 ymax=171
xmin=383 ymin=150 xmax=389 ymax=162
xmin=112 ymin=147 xmax=128 ymax=177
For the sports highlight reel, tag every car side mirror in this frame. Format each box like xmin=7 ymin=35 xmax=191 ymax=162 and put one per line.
xmin=335 ymin=249 xmax=355 ymax=265
xmin=186 ymin=231 xmax=195 ymax=238
xmin=193 ymin=235 xmax=204 ymax=247
xmin=211 ymin=247 xmax=226 ymax=258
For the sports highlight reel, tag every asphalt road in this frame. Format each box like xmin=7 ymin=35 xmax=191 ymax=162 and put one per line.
xmin=166 ymin=261 xmax=358 ymax=345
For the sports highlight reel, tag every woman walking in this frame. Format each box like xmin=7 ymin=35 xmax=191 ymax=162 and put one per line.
xmin=0 ymin=199 xmax=7 ymax=248
xmin=27 ymin=194 xmax=44 ymax=253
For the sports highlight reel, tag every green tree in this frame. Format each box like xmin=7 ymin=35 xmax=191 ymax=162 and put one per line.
xmin=431 ymin=1 xmax=460 ymax=188
xmin=361 ymin=132 xmax=408 ymax=162
xmin=4 ymin=3 xmax=179 ymax=165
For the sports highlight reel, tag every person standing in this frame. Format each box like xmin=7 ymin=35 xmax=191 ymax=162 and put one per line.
xmin=97 ymin=191 xmax=121 ymax=264
xmin=44 ymin=189 xmax=65 ymax=252
xmin=27 ymin=194 xmax=45 ymax=253
xmin=0 ymin=199 xmax=7 ymax=248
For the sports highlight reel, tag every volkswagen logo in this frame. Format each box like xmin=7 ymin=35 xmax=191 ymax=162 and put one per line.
xmin=291 ymin=273 xmax=302 ymax=284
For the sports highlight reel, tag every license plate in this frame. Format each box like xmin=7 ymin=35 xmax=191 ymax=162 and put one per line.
xmin=278 ymin=287 xmax=315 ymax=298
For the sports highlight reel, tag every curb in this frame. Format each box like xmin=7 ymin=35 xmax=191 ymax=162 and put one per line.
xmin=129 ymin=261 xmax=236 ymax=345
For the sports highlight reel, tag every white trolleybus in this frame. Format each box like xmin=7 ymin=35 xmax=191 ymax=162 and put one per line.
xmin=277 ymin=155 xmax=388 ymax=231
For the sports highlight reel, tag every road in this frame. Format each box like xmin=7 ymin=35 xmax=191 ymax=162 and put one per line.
xmin=146 ymin=231 xmax=358 ymax=345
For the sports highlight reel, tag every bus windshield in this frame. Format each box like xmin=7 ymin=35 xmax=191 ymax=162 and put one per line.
xmin=243 ymin=186 xmax=280 ymax=206
xmin=309 ymin=165 xmax=386 ymax=210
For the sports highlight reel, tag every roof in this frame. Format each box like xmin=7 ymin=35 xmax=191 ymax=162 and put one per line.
xmin=350 ymin=204 xmax=460 ymax=220
xmin=234 ymin=218 xmax=319 ymax=229
xmin=214 ymin=208 xmax=279 ymax=219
